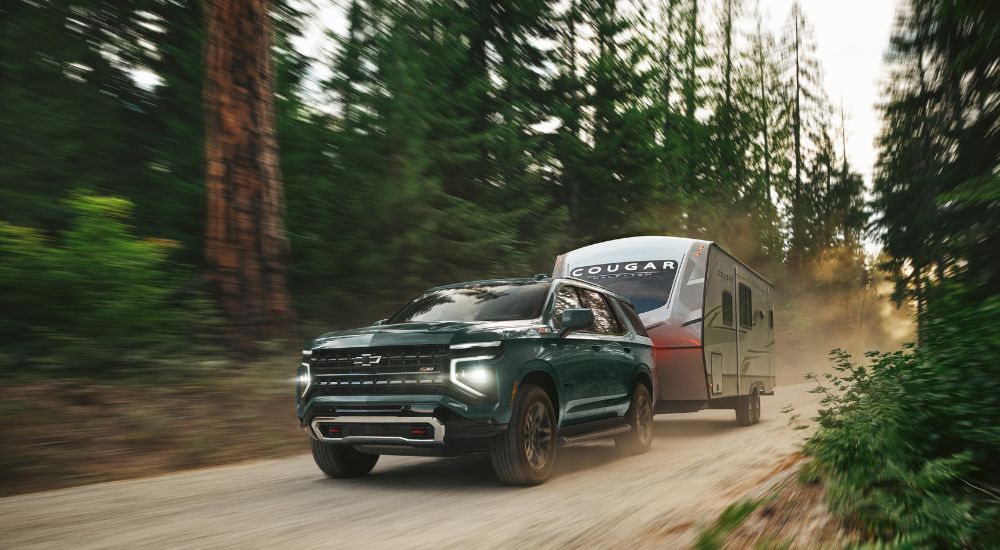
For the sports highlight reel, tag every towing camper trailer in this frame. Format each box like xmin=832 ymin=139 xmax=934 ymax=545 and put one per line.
xmin=553 ymin=236 xmax=775 ymax=425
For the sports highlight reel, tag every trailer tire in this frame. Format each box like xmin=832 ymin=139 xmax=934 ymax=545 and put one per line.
xmin=615 ymin=383 xmax=654 ymax=454
xmin=736 ymin=386 xmax=761 ymax=426
xmin=311 ymin=440 xmax=379 ymax=478
xmin=490 ymin=384 xmax=556 ymax=486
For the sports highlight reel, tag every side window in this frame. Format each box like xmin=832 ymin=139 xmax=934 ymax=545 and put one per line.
xmin=769 ymin=309 xmax=774 ymax=329
xmin=578 ymin=288 xmax=624 ymax=335
xmin=618 ymin=299 xmax=649 ymax=337
xmin=721 ymin=290 xmax=734 ymax=326
xmin=552 ymin=285 xmax=583 ymax=329
xmin=738 ymin=283 xmax=752 ymax=328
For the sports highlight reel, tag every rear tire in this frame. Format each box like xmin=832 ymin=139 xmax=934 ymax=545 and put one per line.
xmin=490 ymin=384 xmax=556 ymax=486
xmin=736 ymin=386 xmax=761 ymax=426
xmin=311 ymin=439 xmax=379 ymax=478
xmin=615 ymin=383 xmax=654 ymax=454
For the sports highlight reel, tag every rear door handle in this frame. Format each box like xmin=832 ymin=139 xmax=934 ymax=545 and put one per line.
xmin=590 ymin=344 xmax=602 ymax=352
xmin=623 ymin=347 xmax=632 ymax=354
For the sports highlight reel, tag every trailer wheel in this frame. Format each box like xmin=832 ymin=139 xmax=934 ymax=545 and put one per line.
xmin=736 ymin=386 xmax=761 ymax=426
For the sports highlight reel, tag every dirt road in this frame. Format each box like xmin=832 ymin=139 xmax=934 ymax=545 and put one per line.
xmin=0 ymin=383 xmax=820 ymax=549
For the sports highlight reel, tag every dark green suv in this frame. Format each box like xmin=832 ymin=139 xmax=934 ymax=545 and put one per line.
xmin=297 ymin=276 xmax=656 ymax=485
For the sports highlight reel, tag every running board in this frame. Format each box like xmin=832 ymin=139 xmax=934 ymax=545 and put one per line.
xmin=558 ymin=425 xmax=630 ymax=447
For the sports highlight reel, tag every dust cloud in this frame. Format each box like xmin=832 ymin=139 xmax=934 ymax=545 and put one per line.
xmin=770 ymin=249 xmax=914 ymax=385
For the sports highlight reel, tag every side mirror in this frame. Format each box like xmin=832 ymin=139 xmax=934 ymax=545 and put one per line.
xmin=560 ymin=308 xmax=594 ymax=333
xmin=373 ymin=319 xmax=388 ymax=326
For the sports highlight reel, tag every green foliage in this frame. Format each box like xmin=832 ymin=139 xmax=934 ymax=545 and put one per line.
xmin=808 ymin=3 xmax=1000 ymax=545
xmin=0 ymin=0 xmax=873 ymax=355
xmin=1 ymin=0 xmax=867 ymax=324
xmin=805 ymin=289 xmax=1000 ymax=548
xmin=0 ymin=195 xmax=217 ymax=372
xmin=874 ymin=0 xmax=1000 ymax=310
xmin=694 ymin=498 xmax=762 ymax=550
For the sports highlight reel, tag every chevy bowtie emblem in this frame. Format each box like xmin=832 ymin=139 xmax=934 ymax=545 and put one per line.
xmin=353 ymin=353 xmax=382 ymax=367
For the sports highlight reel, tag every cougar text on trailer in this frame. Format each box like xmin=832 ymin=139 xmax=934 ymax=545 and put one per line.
xmin=553 ymin=236 xmax=775 ymax=425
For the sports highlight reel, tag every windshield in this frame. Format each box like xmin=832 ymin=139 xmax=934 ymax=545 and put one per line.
xmin=388 ymin=282 xmax=550 ymax=323
xmin=569 ymin=260 xmax=678 ymax=314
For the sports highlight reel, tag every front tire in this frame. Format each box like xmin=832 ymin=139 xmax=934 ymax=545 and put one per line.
xmin=615 ymin=382 xmax=654 ymax=454
xmin=490 ymin=384 xmax=556 ymax=486
xmin=311 ymin=439 xmax=379 ymax=478
xmin=735 ymin=386 xmax=761 ymax=426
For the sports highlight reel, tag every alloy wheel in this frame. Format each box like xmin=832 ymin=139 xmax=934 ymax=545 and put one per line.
xmin=635 ymin=392 xmax=653 ymax=445
xmin=523 ymin=401 xmax=553 ymax=470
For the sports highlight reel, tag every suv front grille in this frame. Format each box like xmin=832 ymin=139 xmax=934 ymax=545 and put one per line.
xmin=309 ymin=345 xmax=455 ymax=397
xmin=311 ymin=345 xmax=449 ymax=375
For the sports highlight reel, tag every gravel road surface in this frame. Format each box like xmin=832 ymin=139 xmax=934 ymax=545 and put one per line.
xmin=0 ymin=383 xmax=820 ymax=549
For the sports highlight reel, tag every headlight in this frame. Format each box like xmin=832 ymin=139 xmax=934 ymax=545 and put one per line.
xmin=449 ymin=341 xmax=502 ymax=398
xmin=451 ymin=360 xmax=496 ymax=397
xmin=459 ymin=367 xmax=492 ymax=385
xmin=297 ymin=352 xmax=311 ymax=399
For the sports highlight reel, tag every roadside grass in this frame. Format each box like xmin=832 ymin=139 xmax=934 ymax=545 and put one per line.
xmin=694 ymin=498 xmax=764 ymax=550
xmin=0 ymin=355 xmax=305 ymax=496
xmin=693 ymin=473 xmax=862 ymax=550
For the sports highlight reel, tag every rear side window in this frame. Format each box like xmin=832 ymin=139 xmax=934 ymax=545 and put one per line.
xmin=552 ymin=285 xmax=584 ymax=329
xmin=769 ymin=309 xmax=774 ymax=328
xmin=577 ymin=288 xmax=625 ymax=335
xmin=738 ymin=283 xmax=752 ymax=328
xmin=721 ymin=291 xmax=733 ymax=326
xmin=618 ymin=300 xmax=649 ymax=337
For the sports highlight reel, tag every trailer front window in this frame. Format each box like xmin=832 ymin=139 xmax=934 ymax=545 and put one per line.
xmin=568 ymin=260 xmax=678 ymax=313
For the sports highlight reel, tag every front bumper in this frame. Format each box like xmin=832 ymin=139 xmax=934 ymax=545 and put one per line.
xmin=310 ymin=415 xmax=448 ymax=445
xmin=300 ymin=395 xmax=508 ymax=452
xmin=307 ymin=413 xmax=507 ymax=452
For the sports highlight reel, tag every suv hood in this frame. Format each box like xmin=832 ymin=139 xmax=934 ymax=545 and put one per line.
xmin=308 ymin=320 xmax=546 ymax=350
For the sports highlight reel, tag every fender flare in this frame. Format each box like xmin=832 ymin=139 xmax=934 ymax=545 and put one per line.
xmin=515 ymin=359 xmax=561 ymax=418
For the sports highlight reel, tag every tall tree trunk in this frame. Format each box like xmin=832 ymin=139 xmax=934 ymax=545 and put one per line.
xmin=720 ymin=0 xmax=734 ymax=196
xmin=683 ymin=0 xmax=699 ymax=188
xmin=684 ymin=0 xmax=698 ymax=122
xmin=757 ymin=22 xmax=771 ymax=201
xmin=204 ymin=0 xmax=293 ymax=350
xmin=566 ymin=0 xmax=580 ymax=228
xmin=791 ymin=3 xmax=803 ymax=267
xmin=661 ymin=0 xmax=678 ymax=139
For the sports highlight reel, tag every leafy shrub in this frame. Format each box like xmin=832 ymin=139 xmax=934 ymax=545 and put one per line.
xmin=804 ymin=286 xmax=1000 ymax=548
xmin=0 ymin=194 xmax=218 ymax=373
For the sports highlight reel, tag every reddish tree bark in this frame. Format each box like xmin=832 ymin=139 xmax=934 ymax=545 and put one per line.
xmin=204 ymin=0 xmax=293 ymax=349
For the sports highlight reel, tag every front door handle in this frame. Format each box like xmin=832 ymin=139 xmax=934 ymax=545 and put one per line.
xmin=590 ymin=344 xmax=602 ymax=352
xmin=623 ymin=347 xmax=632 ymax=354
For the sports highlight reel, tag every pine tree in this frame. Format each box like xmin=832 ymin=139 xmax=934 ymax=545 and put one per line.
xmin=676 ymin=0 xmax=710 ymax=195
xmin=573 ymin=0 xmax=661 ymax=238
xmin=709 ymin=0 xmax=745 ymax=200
xmin=743 ymin=12 xmax=790 ymax=262
xmin=781 ymin=1 xmax=827 ymax=264
xmin=873 ymin=0 xmax=1000 ymax=321
xmin=0 ymin=1 xmax=152 ymax=231
xmin=203 ymin=0 xmax=293 ymax=346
